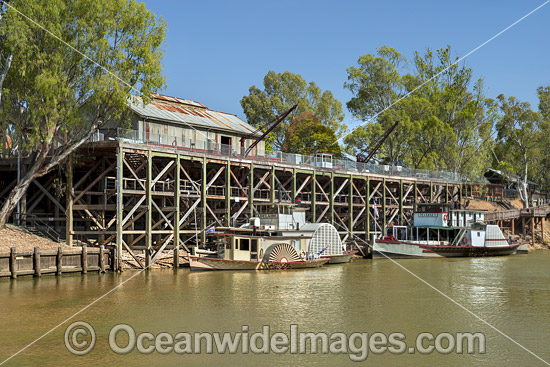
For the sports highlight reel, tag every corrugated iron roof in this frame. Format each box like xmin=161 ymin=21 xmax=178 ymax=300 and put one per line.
xmin=150 ymin=93 xmax=207 ymax=109
xmin=129 ymin=95 xmax=259 ymax=136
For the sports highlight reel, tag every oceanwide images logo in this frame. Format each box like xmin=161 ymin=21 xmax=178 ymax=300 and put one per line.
xmin=65 ymin=322 xmax=486 ymax=361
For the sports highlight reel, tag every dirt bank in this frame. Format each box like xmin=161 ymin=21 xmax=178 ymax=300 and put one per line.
xmin=0 ymin=225 xmax=71 ymax=253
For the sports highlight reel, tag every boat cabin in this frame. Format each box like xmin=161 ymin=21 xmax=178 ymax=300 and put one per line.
xmin=253 ymin=203 xmax=307 ymax=230
xmin=414 ymin=203 xmax=487 ymax=228
xmin=216 ymin=233 xmax=310 ymax=262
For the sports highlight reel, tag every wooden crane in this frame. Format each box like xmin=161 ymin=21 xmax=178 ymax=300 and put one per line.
xmin=240 ymin=104 xmax=298 ymax=158
xmin=356 ymin=121 xmax=399 ymax=163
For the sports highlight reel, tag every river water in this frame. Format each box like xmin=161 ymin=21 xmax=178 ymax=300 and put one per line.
xmin=1 ymin=252 xmax=550 ymax=366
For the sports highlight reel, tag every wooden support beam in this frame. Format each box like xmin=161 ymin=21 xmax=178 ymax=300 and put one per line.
xmin=145 ymin=151 xmax=152 ymax=267
xmin=249 ymin=163 xmax=254 ymax=218
xmin=382 ymin=178 xmax=387 ymax=236
xmin=205 ymin=203 xmax=224 ymax=227
xmin=34 ymin=247 xmax=41 ymax=277
xmin=205 ymin=166 xmax=225 ymax=191
xmin=253 ymin=170 xmax=270 ymax=193
xmin=66 ymin=156 xmax=73 ymax=247
xmin=330 ymin=175 xmax=346 ymax=226
xmin=74 ymin=160 xmax=116 ymax=204
xmin=9 ymin=247 xmax=17 ymax=279
xmin=151 ymin=234 xmax=174 ymax=264
xmin=311 ymin=171 xmax=316 ymax=221
xmin=399 ymin=180 xmax=403 ymax=226
xmin=201 ymin=157 xmax=207 ymax=244
xmin=366 ymin=177 xmax=370 ymax=240
xmin=292 ymin=168 xmax=297 ymax=203
xmin=225 ymin=161 xmax=231 ymax=226
xmin=270 ymin=166 xmax=275 ymax=203
xmin=180 ymin=164 xmax=200 ymax=193
xmin=116 ymin=147 xmax=124 ymax=271
xmin=34 ymin=180 xmax=65 ymax=213
xmin=349 ymin=176 xmax=354 ymax=238
xmin=353 ymin=207 xmax=366 ymax=227
xmin=123 ymin=158 xmax=146 ymax=190
xmin=180 ymin=198 xmax=201 ymax=226
xmin=232 ymin=201 xmax=249 ymax=221
xmin=81 ymin=245 xmax=88 ymax=274
xmin=122 ymin=196 xmax=146 ymax=227
xmin=122 ymin=240 xmax=145 ymax=269
xmin=152 ymin=160 xmax=174 ymax=187
xmin=0 ymin=179 xmax=16 ymax=201
xmin=73 ymin=158 xmax=104 ymax=190
xmin=369 ymin=182 xmax=382 ymax=201
xmin=295 ymin=176 xmax=311 ymax=197
xmin=414 ymin=182 xmax=418 ymax=211
xmin=152 ymin=200 xmax=174 ymax=230
xmin=229 ymin=168 xmax=247 ymax=197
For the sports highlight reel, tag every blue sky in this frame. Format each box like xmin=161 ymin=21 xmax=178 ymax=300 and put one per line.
xmin=141 ymin=0 xmax=549 ymax=131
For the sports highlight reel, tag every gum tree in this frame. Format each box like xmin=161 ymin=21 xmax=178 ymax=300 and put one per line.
xmin=494 ymin=95 xmax=542 ymax=208
xmin=0 ymin=0 xmax=166 ymax=227
xmin=240 ymin=71 xmax=345 ymax=151
xmin=344 ymin=46 xmax=494 ymax=178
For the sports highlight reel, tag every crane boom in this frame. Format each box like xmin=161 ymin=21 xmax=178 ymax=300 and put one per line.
xmin=356 ymin=121 xmax=399 ymax=163
xmin=242 ymin=104 xmax=298 ymax=157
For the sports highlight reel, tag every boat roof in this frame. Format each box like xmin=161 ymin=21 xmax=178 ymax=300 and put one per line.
xmin=213 ymin=232 xmax=312 ymax=239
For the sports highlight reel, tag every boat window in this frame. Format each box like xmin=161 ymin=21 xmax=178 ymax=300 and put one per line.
xmin=240 ymin=238 xmax=250 ymax=251
xmin=251 ymin=239 xmax=257 ymax=253
xmin=477 ymin=232 xmax=480 ymax=237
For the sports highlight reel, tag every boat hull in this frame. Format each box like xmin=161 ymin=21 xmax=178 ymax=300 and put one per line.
xmin=321 ymin=253 xmax=354 ymax=264
xmin=189 ymin=256 xmax=328 ymax=271
xmin=373 ymin=240 xmax=520 ymax=259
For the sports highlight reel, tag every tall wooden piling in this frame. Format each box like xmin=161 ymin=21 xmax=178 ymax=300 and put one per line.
xmin=34 ymin=247 xmax=41 ymax=277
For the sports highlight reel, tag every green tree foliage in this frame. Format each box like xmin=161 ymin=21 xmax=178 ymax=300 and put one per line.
xmin=282 ymin=112 xmax=340 ymax=155
xmin=537 ymin=86 xmax=550 ymax=191
xmin=493 ymin=95 xmax=542 ymax=207
xmin=538 ymin=85 xmax=550 ymax=121
xmin=344 ymin=46 xmax=494 ymax=179
xmin=240 ymin=71 xmax=345 ymax=151
xmin=0 ymin=0 xmax=166 ymax=227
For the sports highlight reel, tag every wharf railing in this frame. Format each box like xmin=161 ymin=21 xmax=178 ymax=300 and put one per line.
xmin=484 ymin=205 xmax=550 ymax=222
xmin=0 ymin=245 xmax=113 ymax=278
xmin=90 ymin=128 xmax=464 ymax=182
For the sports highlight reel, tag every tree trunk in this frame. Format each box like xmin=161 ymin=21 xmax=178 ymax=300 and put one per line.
xmin=0 ymin=123 xmax=98 ymax=228
xmin=0 ymin=147 xmax=47 ymax=227
xmin=522 ymin=157 xmax=529 ymax=209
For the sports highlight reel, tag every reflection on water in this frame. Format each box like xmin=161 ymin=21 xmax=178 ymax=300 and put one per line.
xmin=1 ymin=252 xmax=550 ymax=366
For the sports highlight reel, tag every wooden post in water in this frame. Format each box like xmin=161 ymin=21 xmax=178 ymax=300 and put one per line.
xmin=81 ymin=244 xmax=88 ymax=274
xmin=111 ymin=247 xmax=116 ymax=271
xmin=531 ymin=218 xmax=535 ymax=245
xmin=56 ymin=247 xmax=63 ymax=275
xmin=9 ymin=247 xmax=17 ymax=279
xmin=99 ymin=245 xmax=106 ymax=273
xmin=34 ymin=247 xmax=41 ymax=277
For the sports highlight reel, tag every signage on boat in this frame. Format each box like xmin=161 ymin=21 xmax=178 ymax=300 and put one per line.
xmin=413 ymin=212 xmax=448 ymax=227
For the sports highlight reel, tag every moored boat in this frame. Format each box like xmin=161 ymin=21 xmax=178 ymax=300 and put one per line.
xmin=373 ymin=203 xmax=526 ymax=259
xmin=189 ymin=233 xmax=329 ymax=271
xmin=321 ymin=251 xmax=355 ymax=264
